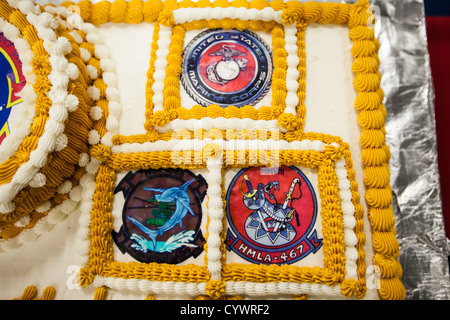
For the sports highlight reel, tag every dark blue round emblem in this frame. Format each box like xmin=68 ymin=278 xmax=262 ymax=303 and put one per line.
xmin=181 ymin=29 xmax=272 ymax=108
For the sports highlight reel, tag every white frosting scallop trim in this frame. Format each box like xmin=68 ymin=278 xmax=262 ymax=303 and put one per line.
xmin=81 ymin=22 xmax=119 ymax=147
xmin=35 ymin=6 xmax=114 ymax=267
xmin=225 ymin=281 xmax=342 ymax=297
xmin=0 ymin=18 xmax=37 ymax=164
xmin=172 ymin=7 xmax=283 ymax=25
xmin=0 ymin=0 xmax=80 ymax=211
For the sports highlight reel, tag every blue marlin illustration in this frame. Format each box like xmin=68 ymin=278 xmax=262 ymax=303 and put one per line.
xmin=127 ymin=180 xmax=195 ymax=251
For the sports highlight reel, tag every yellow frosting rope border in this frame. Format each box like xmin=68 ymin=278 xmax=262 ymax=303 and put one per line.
xmin=143 ymin=22 xmax=160 ymax=135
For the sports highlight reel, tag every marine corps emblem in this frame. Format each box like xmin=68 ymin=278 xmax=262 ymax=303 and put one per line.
xmin=0 ymin=33 xmax=26 ymax=145
xmin=225 ymin=166 xmax=323 ymax=265
xmin=181 ymin=29 xmax=272 ymax=107
xmin=112 ymin=169 xmax=207 ymax=264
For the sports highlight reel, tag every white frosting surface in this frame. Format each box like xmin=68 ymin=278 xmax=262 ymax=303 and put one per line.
xmin=0 ymin=21 xmax=379 ymax=300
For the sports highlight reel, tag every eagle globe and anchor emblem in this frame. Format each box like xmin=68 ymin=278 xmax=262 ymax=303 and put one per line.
xmin=225 ymin=166 xmax=323 ymax=265
xmin=181 ymin=29 xmax=272 ymax=107
xmin=112 ymin=169 xmax=208 ymax=264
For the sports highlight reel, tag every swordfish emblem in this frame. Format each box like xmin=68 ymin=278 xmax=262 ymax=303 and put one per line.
xmin=206 ymin=44 xmax=248 ymax=85
xmin=112 ymin=169 xmax=207 ymax=264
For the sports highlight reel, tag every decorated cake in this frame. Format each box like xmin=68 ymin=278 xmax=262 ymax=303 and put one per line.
xmin=0 ymin=0 xmax=406 ymax=300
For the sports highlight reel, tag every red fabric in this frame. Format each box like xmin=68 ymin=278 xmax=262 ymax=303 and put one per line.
xmin=426 ymin=16 xmax=450 ymax=238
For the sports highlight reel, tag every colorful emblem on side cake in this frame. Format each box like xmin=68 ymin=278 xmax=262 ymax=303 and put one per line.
xmin=225 ymin=166 xmax=323 ymax=265
xmin=112 ymin=169 xmax=207 ymax=264
xmin=0 ymin=33 xmax=26 ymax=145
xmin=181 ymin=29 xmax=272 ymax=107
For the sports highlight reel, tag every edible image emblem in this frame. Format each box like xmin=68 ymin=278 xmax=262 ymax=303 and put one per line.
xmin=181 ymin=29 xmax=272 ymax=107
xmin=112 ymin=169 xmax=207 ymax=264
xmin=225 ymin=166 xmax=323 ymax=265
xmin=0 ymin=33 xmax=26 ymax=145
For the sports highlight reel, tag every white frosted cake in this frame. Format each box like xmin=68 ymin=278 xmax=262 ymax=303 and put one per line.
xmin=0 ymin=0 xmax=405 ymax=300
